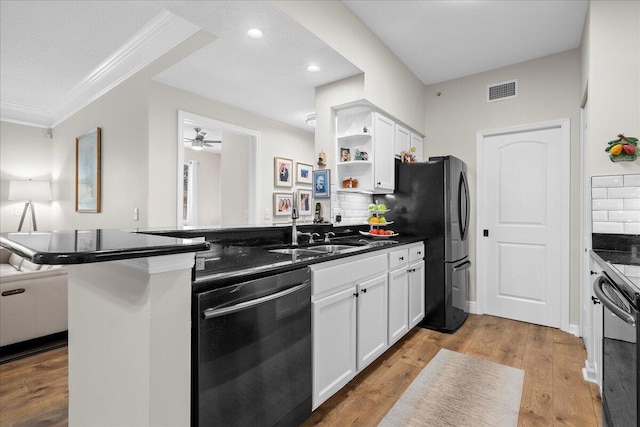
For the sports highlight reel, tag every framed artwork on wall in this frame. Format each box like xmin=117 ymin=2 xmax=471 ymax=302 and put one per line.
xmin=299 ymin=189 xmax=312 ymax=215
xmin=296 ymin=162 xmax=313 ymax=184
xmin=273 ymin=193 xmax=294 ymax=216
xmin=76 ymin=127 xmax=102 ymax=212
xmin=313 ymin=169 xmax=330 ymax=199
xmin=274 ymin=157 xmax=293 ymax=187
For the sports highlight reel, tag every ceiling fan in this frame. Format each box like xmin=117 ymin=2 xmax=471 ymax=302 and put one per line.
xmin=184 ymin=127 xmax=221 ymax=150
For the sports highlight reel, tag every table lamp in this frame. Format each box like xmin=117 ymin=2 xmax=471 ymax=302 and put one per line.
xmin=8 ymin=180 xmax=52 ymax=232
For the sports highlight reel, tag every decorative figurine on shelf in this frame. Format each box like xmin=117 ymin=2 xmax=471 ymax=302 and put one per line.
xmin=317 ymin=150 xmax=327 ymax=166
xmin=605 ymin=134 xmax=638 ymax=162
xmin=401 ymin=146 xmax=417 ymax=163
xmin=360 ymin=151 xmax=368 ymax=161
xmin=354 ymin=147 xmax=361 ymax=160
xmin=363 ymin=126 xmax=368 ymax=133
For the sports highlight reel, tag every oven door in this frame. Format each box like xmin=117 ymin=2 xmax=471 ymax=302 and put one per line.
xmin=593 ymin=274 xmax=639 ymax=427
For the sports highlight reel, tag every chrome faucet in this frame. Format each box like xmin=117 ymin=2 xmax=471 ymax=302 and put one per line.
xmin=291 ymin=199 xmax=300 ymax=246
xmin=324 ymin=232 xmax=335 ymax=243
xmin=299 ymin=232 xmax=320 ymax=244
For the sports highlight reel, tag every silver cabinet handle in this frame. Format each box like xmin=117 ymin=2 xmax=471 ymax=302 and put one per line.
xmin=2 ymin=288 xmax=25 ymax=297
xmin=203 ymin=281 xmax=309 ymax=319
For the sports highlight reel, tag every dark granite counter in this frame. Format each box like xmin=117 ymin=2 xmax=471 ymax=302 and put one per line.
xmin=592 ymin=233 xmax=640 ymax=267
xmin=0 ymin=229 xmax=210 ymax=265
xmin=191 ymin=234 xmax=425 ymax=292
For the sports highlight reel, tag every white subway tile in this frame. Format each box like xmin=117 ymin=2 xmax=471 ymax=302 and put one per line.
xmin=592 ymin=211 xmax=608 ymax=222
xmin=592 ymin=199 xmax=624 ymax=211
xmin=592 ymin=175 xmax=623 ymax=188
xmin=592 ymin=222 xmax=624 ymax=233
xmin=624 ymin=222 xmax=640 ymax=234
xmin=624 ymin=174 xmax=640 ymax=187
xmin=609 ymin=211 xmax=640 ymax=222
xmin=591 ymin=188 xmax=608 ymax=199
xmin=608 ymin=187 xmax=640 ymax=199
xmin=624 ymin=198 xmax=640 ymax=210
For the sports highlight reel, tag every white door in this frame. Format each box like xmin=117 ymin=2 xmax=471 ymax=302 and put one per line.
xmin=480 ymin=124 xmax=568 ymax=328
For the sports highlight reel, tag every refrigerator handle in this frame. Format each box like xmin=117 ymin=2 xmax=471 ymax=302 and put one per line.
xmin=458 ymin=171 xmax=470 ymax=241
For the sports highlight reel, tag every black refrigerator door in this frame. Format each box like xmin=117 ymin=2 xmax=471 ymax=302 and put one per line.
xmin=444 ymin=156 xmax=469 ymax=263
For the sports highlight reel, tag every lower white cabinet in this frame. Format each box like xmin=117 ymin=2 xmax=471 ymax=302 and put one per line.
xmin=408 ymin=260 xmax=425 ymax=328
xmin=388 ymin=261 xmax=409 ymax=346
xmin=357 ymin=274 xmax=388 ymax=370
xmin=312 ymin=286 xmax=357 ymax=408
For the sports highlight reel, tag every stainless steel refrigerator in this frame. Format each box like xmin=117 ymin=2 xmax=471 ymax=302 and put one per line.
xmin=380 ymin=156 xmax=471 ymax=332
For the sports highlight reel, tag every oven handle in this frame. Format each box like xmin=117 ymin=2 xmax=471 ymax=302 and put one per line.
xmin=593 ymin=276 xmax=636 ymax=327
xmin=203 ymin=281 xmax=310 ymax=319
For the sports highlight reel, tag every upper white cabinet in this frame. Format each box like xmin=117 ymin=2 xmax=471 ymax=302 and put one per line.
xmin=372 ymin=113 xmax=395 ymax=193
xmin=394 ymin=124 xmax=411 ymax=157
xmin=335 ymin=102 xmax=423 ymax=194
xmin=411 ymin=132 xmax=424 ymax=162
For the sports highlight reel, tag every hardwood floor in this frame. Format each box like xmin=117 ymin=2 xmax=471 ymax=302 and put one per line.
xmin=0 ymin=315 xmax=601 ymax=426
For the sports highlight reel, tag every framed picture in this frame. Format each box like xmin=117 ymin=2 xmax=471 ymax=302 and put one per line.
xmin=76 ymin=127 xmax=101 ymax=212
xmin=299 ymin=189 xmax=312 ymax=215
xmin=313 ymin=169 xmax=331 ymax=199
xmin=340 ymin=147 xmax=351 ymax=162
xmin=273 ymin=193 xmax=294 ymax=216
xmin=296 ymin=162 xmax=313 ymax=184
xmin=274 ymin=157 xmax=293 ymax=187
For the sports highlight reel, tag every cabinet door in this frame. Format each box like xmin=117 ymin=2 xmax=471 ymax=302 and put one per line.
xmin=0 ymin=282 xmax=36 ymax=346
xmin=373 ymin=113 xmax=395 ymax=192
xmin=394 ymin=124 xmax=410 ymax=156
xmin=408 ymin=260 xmax=425 ymax=328
xmin=313 ymin=286 xmax=357 ymax=410
xmin=388 ymin=267 xmax=409 ymax=346
xmin=356 ymin=274 xmax=388 ymax=371
xmin=411 ymin=132 xmax=423 ymax=162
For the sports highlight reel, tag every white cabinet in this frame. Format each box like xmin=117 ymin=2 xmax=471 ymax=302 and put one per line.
xmin=311 ymin=252 xmax=388 ymax=409
xmin=411 ymin=132 xmax=423 ymax=162
xmin=408 ymin=260 xmax=425 ymax=328
xmin=312 ymin=286 xmax=357 ymax=408
xmin=388 ymin=248 xmax=409 ymax=345
xmin=373 ymin=113 xmax=395 ymax=193
xmin=394 ymin=124 xmax=411 ymax=158
xmin=356 ymin=274 xmax=388 ymax=370
xmin=388 ymin=263 xmax=409 ymax=345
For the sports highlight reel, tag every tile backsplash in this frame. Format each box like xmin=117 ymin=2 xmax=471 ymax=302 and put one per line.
xmin=331 ymin=185 xmax=373 ymax=225
xmin=592 ymin=173 xmax=640 ymax=234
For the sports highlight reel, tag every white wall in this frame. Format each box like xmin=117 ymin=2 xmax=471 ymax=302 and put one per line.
xmin=147 ymin=81 xmax=315 ymax=227
xmin=0 ymin=121 xmax=54 ymax=232
xmin=423 ymin=49 xmax=582 ymax=323
xmin=51 ymin=72 xmax=150 ymax=231
xmin=273 ymin=0 xmax=425 ymax=134
xmin=585 ymin=0 xmax=640 ymax=176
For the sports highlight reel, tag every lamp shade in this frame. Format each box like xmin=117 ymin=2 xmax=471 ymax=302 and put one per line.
xmin=8 ymin=180 xmax=52 ymax=201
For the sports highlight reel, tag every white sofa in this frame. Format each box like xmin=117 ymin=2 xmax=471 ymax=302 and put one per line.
xmin=0 ymin=248 xmax=68 ymax=347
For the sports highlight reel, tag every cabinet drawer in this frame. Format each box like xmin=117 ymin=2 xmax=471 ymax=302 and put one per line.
xmin=312 ymin=253 xmax=387 ymax=296
xmin=409 ymin=244 xmax=425 ymax=263
xmin=388 ymin=248 xmax=409 ymax=270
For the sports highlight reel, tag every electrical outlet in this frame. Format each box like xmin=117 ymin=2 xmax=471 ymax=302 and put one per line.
xmin=264 ymin=209 xmax=271 ymax=220
xmin=133 ymin=208 xmax=139 ymax=221
xmin=13 ymin=207 xmax=22 ymax=217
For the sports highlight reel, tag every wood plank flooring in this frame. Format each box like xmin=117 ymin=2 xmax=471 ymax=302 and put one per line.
xmin=0 ymin=315 xmax=601 ymax=426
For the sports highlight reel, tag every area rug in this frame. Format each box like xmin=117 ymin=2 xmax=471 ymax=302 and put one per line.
xmin=379 ymin=348 xmax=524 ymax=427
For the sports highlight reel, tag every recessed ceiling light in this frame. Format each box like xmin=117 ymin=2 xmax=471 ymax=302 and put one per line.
xmin=247 ymin=28 xmax=263 ymax=39
xmin=307 ymin=65 xmax=320 ymax=73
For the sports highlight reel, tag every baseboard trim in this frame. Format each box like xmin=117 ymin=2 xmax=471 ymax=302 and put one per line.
xmin=467 ymin=301 xmax=478 ymax=314
xmin=582 ymin=359 xmax=598 ymax=384
xmin=568 ymin=324 xmax=580 ymax=337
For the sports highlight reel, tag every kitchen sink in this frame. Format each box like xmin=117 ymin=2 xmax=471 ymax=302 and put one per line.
xmin=268 ymin=243 xmax=366 ymax=257
xmin=305 ymin=244 xmax=363 ymax=253
xmin=268 ymin=248 xmax=326 ymax=256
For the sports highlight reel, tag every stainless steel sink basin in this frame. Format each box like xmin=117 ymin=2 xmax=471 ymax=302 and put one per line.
xmin=268 ymin=248 xmax=325 ymax=256
xmin=306 ymin=244 xmax=362 ymax=253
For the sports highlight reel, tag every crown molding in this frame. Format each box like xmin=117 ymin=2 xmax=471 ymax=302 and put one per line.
xmin=1 ymin=10 xmax=200 ymax=129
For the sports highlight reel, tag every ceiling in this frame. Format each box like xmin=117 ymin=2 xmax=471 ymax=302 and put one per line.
xmin=0 ymin=1 xmax=588 ymax=131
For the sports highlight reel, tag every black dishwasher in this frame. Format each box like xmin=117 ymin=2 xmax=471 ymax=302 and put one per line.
xmin=193 ymin=267 xmax=312 ymax=427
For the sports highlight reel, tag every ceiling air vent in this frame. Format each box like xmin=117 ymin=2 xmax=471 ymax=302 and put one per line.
xmin=487 ymin=79 xmax=518 ymax=103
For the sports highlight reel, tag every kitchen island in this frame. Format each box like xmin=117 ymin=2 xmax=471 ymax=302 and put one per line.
xmin=0 ymin=229 xmax=209 ymax=427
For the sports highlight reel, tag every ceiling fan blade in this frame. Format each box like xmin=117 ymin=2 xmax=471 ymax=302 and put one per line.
xmin=203 ymin=140 xmax=222 ymax=145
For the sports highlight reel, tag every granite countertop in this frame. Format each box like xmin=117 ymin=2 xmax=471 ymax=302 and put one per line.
xmin=0 ymin=229 xmax=210 ymax=265
xmin=192 ymin=234 xmax=425 ymax=292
